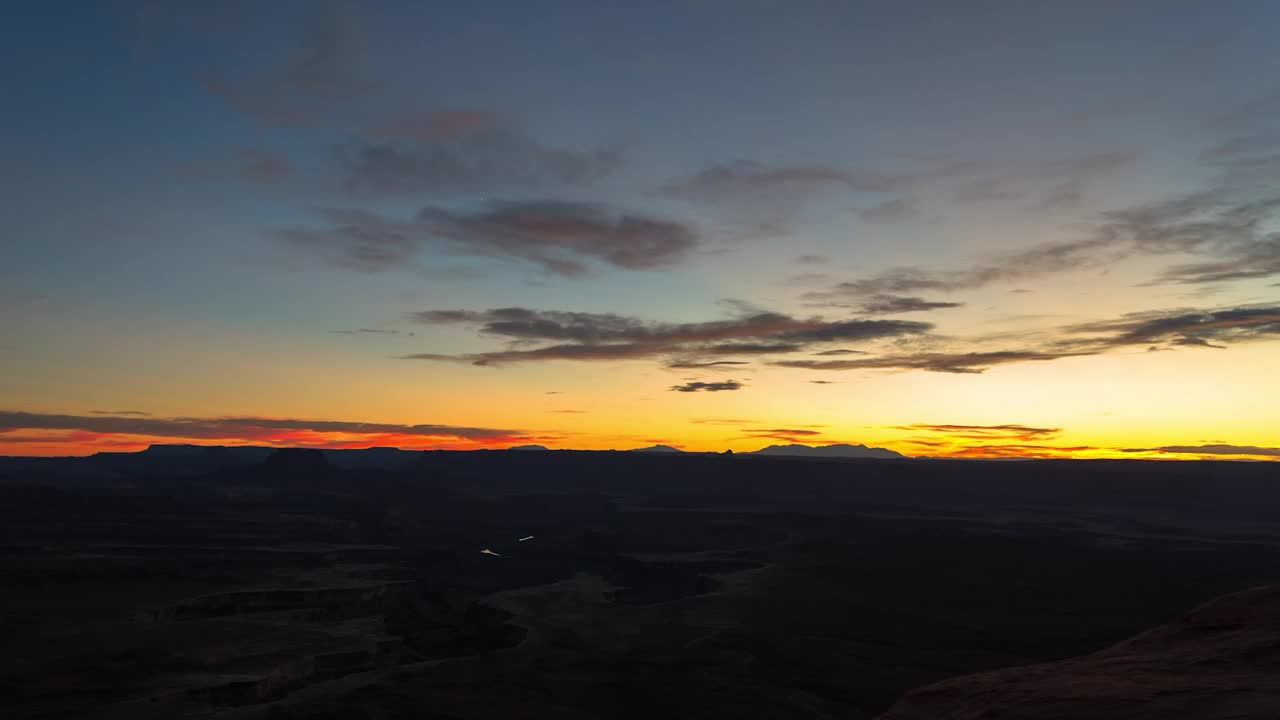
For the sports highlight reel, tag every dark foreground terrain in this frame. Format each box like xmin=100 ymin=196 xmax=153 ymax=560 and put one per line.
xmin=2 ymin=447 xmax=1279 ymax=719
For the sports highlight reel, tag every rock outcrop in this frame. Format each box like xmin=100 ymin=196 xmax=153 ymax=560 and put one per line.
xmin=879 ymin=586 xmax=1280 ymax=720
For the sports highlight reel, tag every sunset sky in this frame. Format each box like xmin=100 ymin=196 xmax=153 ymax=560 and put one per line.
xmin=3 ymin=0 xmax=1279 ymax=459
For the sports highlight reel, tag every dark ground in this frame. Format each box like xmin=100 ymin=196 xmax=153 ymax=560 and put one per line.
xmin=2 ymin=447 xmax=1278 ymax=719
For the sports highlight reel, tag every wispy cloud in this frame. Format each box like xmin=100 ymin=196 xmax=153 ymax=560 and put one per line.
xmin=810 ymin=180 xmax=1280 ymax=299
xmin=277 ymin=200 xmax=696 ymax=276
xmin=0 ymin=410 xmax=528 ymax=450
xmin=1122 ymin=443 xmax=1280 ymax=458
xmin=405 ymin=306 xmax=931 ymax=366
xmin=670 ymin=380 xmax=744 ymax=393
xmin=776 ymin=350 xmax=1086 ymax=374
xmin=666 ymin=360 xmax=752 ymax=369
xmin=896 ymin=424 xmax=1061 ymax=441
xmin=337 ymin=128 xmax=623 ymax=194
xmin=329 ymin=328 xmax=399 ymax=335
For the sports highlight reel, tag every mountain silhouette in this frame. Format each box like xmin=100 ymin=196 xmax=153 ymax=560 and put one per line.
xmin=747 ymin=443 xmax=906 ymax=459
xmin=630 ymin=444 xmax=685 ymax=453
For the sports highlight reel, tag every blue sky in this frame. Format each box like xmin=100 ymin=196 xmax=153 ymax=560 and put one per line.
xmin=3 ymin=0 xmax=1279 ymax=457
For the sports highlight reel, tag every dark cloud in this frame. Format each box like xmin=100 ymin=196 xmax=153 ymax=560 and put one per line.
xmin=338 ymin=129 xmax=622 ymax=194
xmin=740 ymin=427 xmax=824 ymax=441
xmin=417 ymin=201 xmax=695 ymax=275
xmin=704 ymin=343 xmax=803 ymax=355
xmin=660 ymin=161 xmax=916 ymax=202
xmin=814 ymin=349 xmax=865 ymax=356
xmin=0 ymin=410 xmax=522 ymax=443
xmin=669 ymin=381 xmax=744 ymax=393
xmin=809 ymin=380 xmax=838 ymax=384
xmin=858 ymin=196 xmax=919 ymax=222
xmin=666 ymin=360 xmax=751 ymax=369
xmin=237 ymin=148 xmax=291 ymax=183
xmin=896 ymin=424 xmax=1061 ymax=441
xmin=775 ymin=350 xmax=1088 ymax=374
xmin=405 ymin=307 xmax=930 ymax=366
xmin=203 ymin=2 xmax=374 ymax=127
xmin=841 ymin=295 xmax=964 ymax=315
xmin=659 ymin=159 xmax=973 ymax=235
xmin=1157 ymin=236 xmax=1280 ymax=285
xmin=811 ymin=183 xmax=1280 ymax=299
xmin=277 ymin=200 xmax=696 ymax=275
xmin=1171 ymin=336 xmax=1225 ymax=349
xmin=1122 ymin=444 xmax=1280 ymax=458
xmin=748 ymin=428 xmax=820 ymax=435
xmin=931 ymin=443 xmax=1099 ymax=459
xmin=1065 ymin=305 xmax=1280 ymax=350
xmin=772 ymin=302 xmax=1280 ymax=375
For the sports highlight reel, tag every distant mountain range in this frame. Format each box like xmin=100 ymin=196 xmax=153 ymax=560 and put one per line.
xmin=629 ymin=442 xmax=906 ymax=458
xmin=629 ymin=444 xmax=685 ymax=453
xmin=748 ymin=443 xmax=907 ymax=459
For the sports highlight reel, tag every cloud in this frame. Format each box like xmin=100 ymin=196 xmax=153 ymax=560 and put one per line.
xmin=0 ymin=410 xmax=527 ymax=449
xmin=203 ymin=2 xmax=374 ymax=127
xmin=237 ymin=148 xmax=291 ymax=183
xmin=660 ymin=161 xmax=914 ymax=202
xmin=828 ymin=295 xmax=964 ymax=315
xmin=669 ymin=380 xmax=744 ymax=393
xmin=1065 ymin=305 xmax=1280 ymax=350
xmin=1122 ymin=443 xmax=1280 ymax=458
xmin=1157 ymin=236 xmax=1280 ymax=284
xmin=88 ymin=410 xmax=152 ymax=417
xmin=405 ymin=306 xmax=931 ymax=366
xmin=277 ymin=200 xmax=697 ymax=275
xmin=666 ymin=360 xmax=752 ymax=369
xmin=858 ymin=196 xmax=919 ymax=222
xmin=739 ymin=427 xmax=825 ymax=441
xmin=811 ymin=182 xmax=1280 ymax=299
xmin=775 ymin=350 xmax=1088 ymax=374
xmin=338 ymin=128 xmax=622 ymax=194
xmin=329 ymin=328 xmax=399 ymax=335
xmin=928 ymin=443 xmax=1100 ymax=459
xmin=896 ymin=424 xmax=1061 ymax=441
xmin=809 ymin=380 xmax=838 ymax=384
xmin=659 ymin=159 xmax=976 ymax=234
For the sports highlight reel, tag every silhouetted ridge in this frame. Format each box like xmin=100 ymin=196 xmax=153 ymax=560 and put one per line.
xmin=507 ymin=444 xmax=550 ymax=451
xmin=748 ymin=443 xmax=905 ymax=459
xmin=880 ymin=585 xmax=1280 ymax=719
xmin=630 ymin=444 xmax=685 ymax=453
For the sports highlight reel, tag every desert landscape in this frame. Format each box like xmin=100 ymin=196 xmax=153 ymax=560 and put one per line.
xmin=4 ymin=447 xmax=1278 ymax=719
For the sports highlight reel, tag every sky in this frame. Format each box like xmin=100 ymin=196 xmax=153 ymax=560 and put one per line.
xmin=2 ymin=0 xmax=1279 ymax=459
